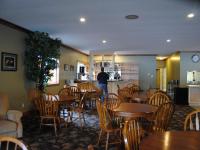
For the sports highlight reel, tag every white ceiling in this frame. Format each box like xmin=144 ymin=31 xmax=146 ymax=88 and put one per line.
xmin=0 ymin=0 xmax=200 ymax=56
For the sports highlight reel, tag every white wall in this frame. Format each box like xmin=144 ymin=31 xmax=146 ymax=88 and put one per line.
xmin=180 ymin=52 xmax=200 ymax=86
xmin=115 ymin=55 xmax=156 ymax=90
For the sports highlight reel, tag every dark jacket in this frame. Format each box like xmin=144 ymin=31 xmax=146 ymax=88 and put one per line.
xmin=97 ymin=72 xmax=109 ymax=84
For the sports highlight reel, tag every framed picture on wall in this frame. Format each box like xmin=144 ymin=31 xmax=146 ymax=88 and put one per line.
xmin=1 ymin=52 xmax=17 ymax=71
xmin=64 ymin=64 xmax=69 ymax=71
xmin=70 ymin=65 xmax=74 ymax=71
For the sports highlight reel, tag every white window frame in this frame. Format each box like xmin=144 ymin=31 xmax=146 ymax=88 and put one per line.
xmin=47 ymin=60 xmax=59 ymax=85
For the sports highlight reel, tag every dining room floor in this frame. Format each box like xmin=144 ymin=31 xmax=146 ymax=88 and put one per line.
xmin=21 ymin=104 xmax=194 ymax=150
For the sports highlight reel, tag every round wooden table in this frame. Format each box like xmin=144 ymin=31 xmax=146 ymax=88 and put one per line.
xmin=57 ymin=95 xmax=77 ymax=105
xmin=113 ymin=103 xmax=157 ymax=119
xmin=140 ymin=131 xmax=200 ymax=150
xmin=57 ymin=95 xmax=77 ymax=124
xmin=78 ymin=89 xmax=99 ymax=108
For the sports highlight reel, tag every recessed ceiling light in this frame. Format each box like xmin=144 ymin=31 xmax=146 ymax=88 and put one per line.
xmin=166 ymin=39 xmax=171 ymax=43
xmin=156 ymin=56 xmax=168 ymax=60
xmin=187 ymin=13 xmax=195 ymax=18
xmin=102 ymin=40 xmax=107 ymax=44
xmin=80 ymin=17 xmax=86 ymax=22
xmin=125 ymin=15 xmax=139 ymax=20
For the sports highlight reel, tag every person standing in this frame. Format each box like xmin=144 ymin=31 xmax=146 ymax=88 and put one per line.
xmin=97 ymin=67 xmax=109 ymax=101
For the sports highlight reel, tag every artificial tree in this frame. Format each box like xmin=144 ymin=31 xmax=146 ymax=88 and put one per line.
xmin=24 ymin=31 xmax=61 ymax=91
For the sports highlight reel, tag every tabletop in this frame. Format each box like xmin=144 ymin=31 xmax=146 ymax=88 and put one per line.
xmin=140 ymin=131 xmax=200 ymax=150
xmin=131 ymin=92 xmax=148 ymax=103
xmin=57 ymin=95 xmax=77 ymax=104
xmin=113 ymin=103 xmax=157 ymax=119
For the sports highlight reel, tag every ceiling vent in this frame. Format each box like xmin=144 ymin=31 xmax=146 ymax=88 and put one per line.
xmin=125 ymin=15 xmax=139 ymax=20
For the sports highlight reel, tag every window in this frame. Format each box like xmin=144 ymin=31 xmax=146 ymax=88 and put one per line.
xmin=47 ymin=60 xmax=59 ymax=85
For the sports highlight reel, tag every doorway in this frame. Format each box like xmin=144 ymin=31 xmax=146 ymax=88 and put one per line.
xmin=156 ymin=68 xmax=166 ymax=91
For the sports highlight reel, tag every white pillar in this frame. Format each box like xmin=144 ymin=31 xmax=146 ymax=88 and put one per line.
xmin=89 ymin=53 xmax=94 ymax=80
xmin=102 ymin=55 xmax=104 ymax=67
xmin=112 ymin=54 xmax=115 ymax=71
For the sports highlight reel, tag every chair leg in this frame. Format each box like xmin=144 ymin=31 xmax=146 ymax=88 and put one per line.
xmin=81 ymin=113 xmax=85 ymax=127
xmin=106 ymin=132 xmax=110 ymax=150
xmin=54 ymin=118 xmax=57 ymax=136
xmin=67 ymin=111 xmax=72 ymax=123
xmin=119 ymin=130 xmax=122 ymax=144
xmin=40 ymin=118 xmax=43 ymax=132
xmin=78 ymin=112 xmax=83 ymax=127
xmin=57 ymin=117 xmax=61 ymax=129
xmin=70 ymin=111 xmax=73 ymax=122
xmin=97 ymin=129 xmax=103 ymax=145
xmin=82 ymin=113 xmax=86 ymax=124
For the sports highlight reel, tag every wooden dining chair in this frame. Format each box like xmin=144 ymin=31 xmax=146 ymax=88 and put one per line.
xmin=184 ymin=109 xmax=200 ymax=131
xmin=58 ymin=87 xmax=74 ymax=122
xmin=89 ymin=83 xmax=102 ymax=108
xmin=128 ymin=84 xmax=140 ymax=95
xmin=78 ymin=82 xmax=100 ymax=108
xmin=151 ymin=102 xmax=175 ymax=132
xmin=96 ymin=100 xmax=122 ymax=150
xmin=0 ymin=136 xmax=28 ymax=150
xmin=87 ymin=144 xmax=94 ymax=150
xmin=43 ymin=92 xmax=59 ymax=101
xmin=148 ymin=91 xmax=171 ymax=107
xmin=105 ymin=93 xmax=123 ymax=128
xmin=77 ymin=82 xmax=90 ymax=91
xmin=68 ymin=86 xmax=81 ymax=100
xmin=58 ymin=87 xmax=72 ymax=99
xmin=146 ymin=88 xmax=158 ymax=99
xmin=27 ymin=88 xmax=43 ymax=101
xmin=123 ymin=120 xmax=141 ymax=150
xmin=72 ymin=92 xmax=88 ymax=127
xmin=34 ymin=97 xmax=60 ymax=136
xmin=105 ymin=93 xmax=121 ymax=110
xmin=118 ymin=87 xmax=132 ymax=102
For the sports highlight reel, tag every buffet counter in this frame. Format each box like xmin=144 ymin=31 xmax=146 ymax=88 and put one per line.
xmin=74 ymin=79 xmax=136 ymax=94
xmin=188 ymin=85 xmax=200 ymax=106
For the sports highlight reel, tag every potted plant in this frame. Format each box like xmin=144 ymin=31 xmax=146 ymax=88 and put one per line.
xmin=24 ymin=31 xmax=61 ymax=91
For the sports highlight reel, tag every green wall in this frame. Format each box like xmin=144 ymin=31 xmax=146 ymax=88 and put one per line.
xmin=166 ymin=53 xmax=180 ymax=85
xmin=0 ymin=23 xmax=88 ymax=111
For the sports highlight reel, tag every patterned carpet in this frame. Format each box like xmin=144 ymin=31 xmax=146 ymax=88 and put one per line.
xmin=21 ymin=105 xmax=195 ymax=150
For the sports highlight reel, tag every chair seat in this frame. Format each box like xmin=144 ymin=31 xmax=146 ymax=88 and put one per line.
xmin=73 ymin=107 xmax=84 ymax=113
xmin=104 ymin=126 xmax=121 ymax=132
xmin=0 ymin=120 xmax=17 ymax=134
xmin=41 ymin=115 xmax=58 ymax=118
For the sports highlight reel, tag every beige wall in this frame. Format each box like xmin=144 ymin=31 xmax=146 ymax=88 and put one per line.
xmin=166 ymin=53 xmax=180 ymax=84
xmin=46 ymin=47 xmax=88 ymax=94
xmin=0 ymin=24 xmax=30 ymax=111
xmin=0 ymin=23 xmax=88 ymax=111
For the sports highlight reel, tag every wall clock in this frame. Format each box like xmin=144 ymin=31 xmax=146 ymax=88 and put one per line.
xmin=191 ymin=54 xmax=200 ymax=63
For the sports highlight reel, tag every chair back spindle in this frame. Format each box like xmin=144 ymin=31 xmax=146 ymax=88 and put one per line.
xmin=184 ymin=109 xmax=200 ymax=131
xmin=0 ymin=136 xmax=28 ymax=150
xmin=123 ymin=120 xmax=141 ymax=150
xmin=153 ymin=102 xmax=174 ymax=132
xmin=148 ymin=91 xmax=170 ymax=107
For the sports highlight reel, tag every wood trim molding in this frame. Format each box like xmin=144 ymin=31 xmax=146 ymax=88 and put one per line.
xmin=94 ymin=54 xmax=157 ymax=56
xmin=0 ymin=18 xmax=88 ymax=56
xmin=0 ymin=18 xmax=32 ymax=33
